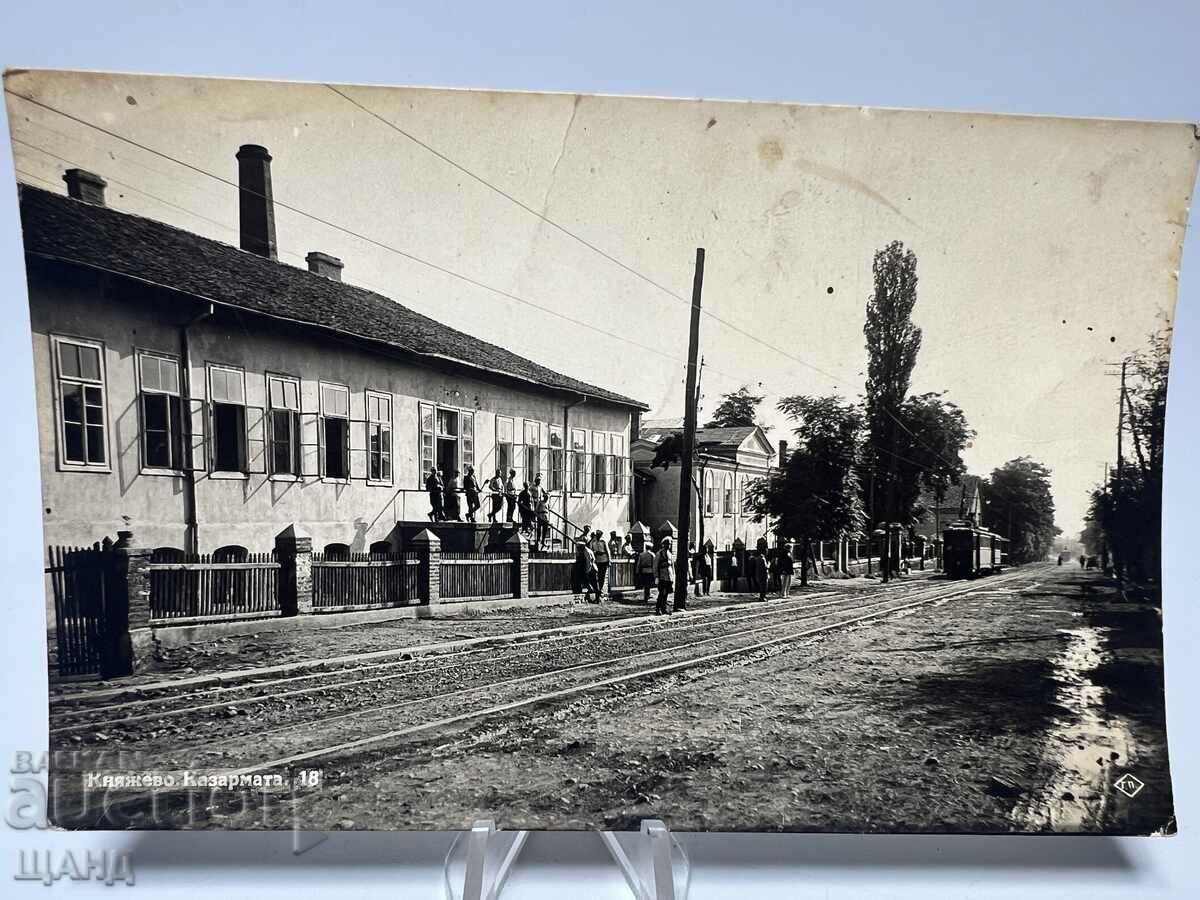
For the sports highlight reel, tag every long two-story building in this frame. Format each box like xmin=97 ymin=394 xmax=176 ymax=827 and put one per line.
xmin=19 ymin=145 xmax=647 ymax=567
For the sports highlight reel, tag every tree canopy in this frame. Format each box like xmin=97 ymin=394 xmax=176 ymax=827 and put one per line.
xmin=981 ymin=457 xmax=1060 ymax=563
xmin=862 ymin=240 xmax=924 ymax=526
xmin=706 ymin=386 xmax=767 ymax=429
xmin=747 ymin=395 xmax=867 ymax=584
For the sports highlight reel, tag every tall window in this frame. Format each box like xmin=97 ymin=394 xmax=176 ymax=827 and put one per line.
xmin=209 ymin=365 xmax=246 ymax=474
xmin=366 ymin=391 xmax=392 ymax=484
xmin=267 ymin=374 xmax=301 ymax=476
xmin=523 ymin=420 xmax=541 ymax=484
xmin=138 ymin=351 xmax=183 ymax=470
xmin=591 ymin=430 xmax=607 ymax=494
xmin=54 ymin=336 xmax=108 ymax=469
xmin=548 ymin=426 xmax=564 ymax=491
xmin=419 ymin=403 xmax=435 ymax=480
xmin=496 ymin=417 xmax=514 ymax=476
xmin=608 ymin=434 xmax=624 ymax=494
xmin=320 ymin=382 xmax=350 ymax=479
xmin=704 ymin=470 xmax=715 ymax=515
xmin=723 ymin=473 xmax=734 ymax=515
xmin=570 ymin=429 xmax=587 ymax=492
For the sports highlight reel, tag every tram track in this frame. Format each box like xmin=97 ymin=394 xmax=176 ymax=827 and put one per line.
xmin=66 ymin=570 xmax=1031 ymax=776
xmin=50 ymin=579 xmax=937 ymax=731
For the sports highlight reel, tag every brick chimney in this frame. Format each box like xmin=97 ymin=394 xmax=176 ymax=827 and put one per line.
xmin=778 ymin=439 xmax=789 ymax=465
xmin=236 ymin=144 xmax=277 ymax=260
xmin=305 ymin=251 xmax=344 ymax=281
xmin=63 ymin=169 xmax=107 ymax=206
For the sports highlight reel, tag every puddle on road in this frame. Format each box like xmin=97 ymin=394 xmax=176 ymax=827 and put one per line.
xmin=1013 ymin=625 xmax=1135 ymax=832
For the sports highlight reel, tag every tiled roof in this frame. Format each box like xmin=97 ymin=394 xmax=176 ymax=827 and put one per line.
xmin=17 ymin=185 xmax=647 ymax=409
xmin=640 ymin=423 xmax=765 ymax=451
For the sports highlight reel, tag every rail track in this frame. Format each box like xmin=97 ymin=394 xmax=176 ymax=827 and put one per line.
xmin=49 ymin=576 xmax=939 ymax=734
xmin=53 ymin=569 xmax=1034 ymax=778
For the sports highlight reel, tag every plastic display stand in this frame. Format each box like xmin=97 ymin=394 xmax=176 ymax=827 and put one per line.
xmin=599 ymin=819 xmax=690 ymax=900
xmin=443 ymin=820 xmax=530 ymax=900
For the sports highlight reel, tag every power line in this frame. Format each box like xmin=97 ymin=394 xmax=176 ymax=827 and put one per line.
xmin=5 ymin=88 xmax=687 ymax=367
xmin=323 ymin=83 xmax=856 ymax=391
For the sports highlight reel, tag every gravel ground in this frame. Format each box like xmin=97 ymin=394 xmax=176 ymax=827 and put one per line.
xmin=53 ymin=564 xmax=1171 ymax=835
xmin=281 ymin=564 xmax=1171 ymax=834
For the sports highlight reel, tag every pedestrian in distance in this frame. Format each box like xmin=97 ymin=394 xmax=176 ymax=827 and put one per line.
xmin=572 ymin=539 xmax=599 ymax=603
xmin=727 ymin=548 xmax=740 ymax=592
xmin=636 ymin=542 xmax=656 ymax=603
xmin=487 ymin=469 xmax=504 ymax=523
xmin=463 ymin=465 xmax=481 ymax=523
xmin=752 ymin=550 xmax=769 ymax=602
xmin=534 ymin=485 xmax=550 ymax=550
xmin=777 ymin=544 xmax=794 ymax=598
xmin=609 ymin=531 xmax=623 ymax=562
xmin=655 ymin=537 xmax=675 ymax=615
xmin=1057 ymin=553 xmax=1063 ymax=566
xmin=1079 ymin=553 xmax=1086 ymax=569
xmin=591 ymin=529 xmax=611 ymax=598
xmin=622 ymin=533 xmax=635 ymax=558
xmin=518 ymin=482 xmax=534 ymax=535
xmin=425 ymin=467 xmax=445 ymax=522
xmin=693 ymin=543 xmax=712 ymax=597
xmin=443 ymin=469 xmax=463 ymax=522
xmin=504 ymin=468 xmax=518 ymax=523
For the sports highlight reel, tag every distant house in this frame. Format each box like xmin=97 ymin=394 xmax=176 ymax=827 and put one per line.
xmin=19 ymin=147 xmax=647 ymax=563
xmin=914 ymin=475 xmax=982 ymax=541
xmin=631 ymin=421 xmax=775 ymax=549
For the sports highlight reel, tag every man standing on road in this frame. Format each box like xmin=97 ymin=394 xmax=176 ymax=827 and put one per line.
xmin=636 ymin=542 xmax=656 ymax=604
xmin=752 ymin=550 xmax=769 ymax=602
xmin=655 ymin=537 xmax=675 ymax=615
xmin=591 ymin=529 xmax=611 ymax=598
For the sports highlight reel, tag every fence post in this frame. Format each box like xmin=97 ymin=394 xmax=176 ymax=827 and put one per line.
xmin=412 ymin=528 xmax=441 ymax=604
xmin=108 ymin=530 xmax=153 ymax=677
xmin=275 ymin=524 xmax=313 ymax=616
xmin=506 ymin=530 xmax=529 ymax=599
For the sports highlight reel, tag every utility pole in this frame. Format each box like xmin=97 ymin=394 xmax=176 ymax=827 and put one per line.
xmin=1114 ymin=359 xmax=1127 ymax=578
xmin=675 ymin=248 xmax=704 ymax=611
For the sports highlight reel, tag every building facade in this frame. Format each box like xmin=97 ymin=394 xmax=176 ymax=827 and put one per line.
xmin=20 ymin=150 xmax=645 ymax=563
xmin=631 ymin=423 xmax=775 ymax=550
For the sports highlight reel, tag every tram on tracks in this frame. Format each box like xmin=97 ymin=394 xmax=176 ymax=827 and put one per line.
xmin=942 ymin=520 xmax=1008 ymax=578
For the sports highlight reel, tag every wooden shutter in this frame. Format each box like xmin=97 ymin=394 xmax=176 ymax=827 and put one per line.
xmin=187 ymin=398 xmax=207 ymax=471
xmin=246 ymin=405 xmax=267 ymax=474
xmin=300 ymin=411 xmax=321 ymax=477
xmin=419 ymin=403 xmax=435 ymax=485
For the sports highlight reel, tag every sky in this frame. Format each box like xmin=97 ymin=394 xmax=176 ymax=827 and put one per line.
xmin=5 ymin=69 xmax=1196 ymax=536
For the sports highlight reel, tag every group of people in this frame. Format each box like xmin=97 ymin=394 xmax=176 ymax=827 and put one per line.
xmin=575 ymin=533 xmax=797 ymax=614
xmin=425 ymin=466 xmax=555 ymax=549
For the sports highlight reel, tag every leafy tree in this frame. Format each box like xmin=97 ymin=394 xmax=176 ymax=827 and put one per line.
xmin=863 ymin=240 xmax=923 ymax=527
xmin=706 ymin=386 xmax=767 ymax=429
xmin=1083 ymin=329 xmax=1170 ymax=579
xmin=981 ymin=457 xmax=1060 ymax=563
xmin=747 ymin=395 xmax=867 ymax=585
xmin=887 ymin=392 xmax=974 ymax=524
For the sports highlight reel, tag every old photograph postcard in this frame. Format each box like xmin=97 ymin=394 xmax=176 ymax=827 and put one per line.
xmin=4 ymin=68 xmax=1196 ymax=834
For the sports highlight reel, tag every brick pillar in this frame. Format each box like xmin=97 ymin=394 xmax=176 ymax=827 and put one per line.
xmin=506 ymin=531 xmax=529 ymax=598
xmin=107 ymin=530 xmax=153 ymax=677
xmin=411 ymin=528 xmax=441 ymax=604
xmin=275 ymin=524 xmax=313 ymax=616
xmin=629 ymin=521 xmax=650 ymax=553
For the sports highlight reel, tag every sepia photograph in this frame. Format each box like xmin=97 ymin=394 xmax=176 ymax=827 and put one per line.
xmin=4 ymin=67 xmax=1196 ymax=835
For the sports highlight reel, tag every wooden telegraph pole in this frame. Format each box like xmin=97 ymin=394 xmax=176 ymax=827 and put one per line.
xmin=675 ymin=248 xmax=705 ymax=611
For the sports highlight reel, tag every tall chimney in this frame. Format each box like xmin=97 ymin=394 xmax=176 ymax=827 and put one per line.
xmin=236 ymin=144 xmax=277 ymax=260
xmin=778 ymin=439 xmax=789 ymax=466
xmin=306 ymin=251 xmax=344 ymax=281
xmin=63 ymin=169 xmax=107 ymax=206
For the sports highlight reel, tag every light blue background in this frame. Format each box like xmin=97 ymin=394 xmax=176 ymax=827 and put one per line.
xmin=1 ymin=2 xmax=1197 ymax=896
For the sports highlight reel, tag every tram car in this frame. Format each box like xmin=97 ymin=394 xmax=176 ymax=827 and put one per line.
xmin=942 ymin=521 xmax=1008 ymax=578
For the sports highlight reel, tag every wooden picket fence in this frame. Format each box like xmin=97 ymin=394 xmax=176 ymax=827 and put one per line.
xmin=312 ymin=551 xmax=422 ymax=610
xmin=148 ymin=552 xmax=280 ymax=621
xmin=440 ymin=550 xmax=516 ymax=600
xmin=45 ymin=544 xmax=111 ymax=677
xmin=529 ymin=550 xmax=575 ymax=594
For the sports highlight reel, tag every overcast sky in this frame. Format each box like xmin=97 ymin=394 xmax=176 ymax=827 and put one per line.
xmin=6 ymin=70 xmax=1197 ymax=536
